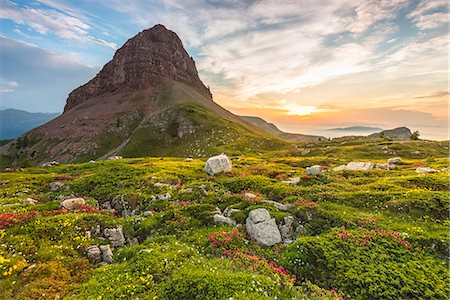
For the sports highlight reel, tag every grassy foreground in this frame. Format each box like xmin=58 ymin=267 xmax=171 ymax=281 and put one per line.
xmin=0 ymin=139 xmax=448 ymax=299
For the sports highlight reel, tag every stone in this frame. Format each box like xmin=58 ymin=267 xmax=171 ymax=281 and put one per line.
xmin=24 ymin=197 xmax=38 ymax=205
xmin=376 ymin=163 xmax=396 ymax=170
xmin=99 ymin=245 xmax=114 ymax=263
xmin=60 ymin=197 xmax=85 ymax=210
xmin=345 ymin=162 xmax=374 ymax=171
xmin=416 ymin=167 xmax=439 ymax=173
xmin=107 ymin=155 xmax=123 ymax=160
xmin=104 ymin=227 xmax=125 ymax=247
xmin=294 ymin=224 xmax=307 ymax=238
xmin=282 ymin=177 xmax=300 ymax=185
xmin=368 ymin=127 xmax=412 ymax=140
xmin=183 ymin=158 xmax=194 ymax=162
xmin=441 ymin=167 xmax=450 ymax=172
xmin=143 ymin=211 xmax=153 ymax=217
xmin=182 ymin=188 xmax=193 ymax=194
xmin=127 ymin=237 xmax=140 ymax=246
xmin=244 ymin=192 xmax=257 ymax=199
xmin=223 ymin=208 xmax=241 ymax=218
xmin=86 ymin=245 xmax=102 ymax=263
xmin=213 ymin=214 xmax=236 ymax=226
xmin=333 ymin=165 xmax=347 ymax=171
xmin=157 ymin=192 xmax=172 ymax=200
xmin=154 ymin=182 xmax=171 ymax=188
xmin=306 ymin=165 xmax=322 ymax=176
xmin=261 ymin=200 xmax=294 ymax=211
xmin=41 ymin=161 xmax=59 ymax=167
xmin=204 ymin=154 xmax=232 ymax=175
xmin=246 ymin=208 xmax=282 ymax=246
xmin=89 ymin=160 xmax=96 ymax=163
xmin=387 ymin=157 xmax=402 ymax=164
xmin=49 ymin=181 xmax=64 ymax=191
xmin=278 ymin=216 xmax=295 ymax=243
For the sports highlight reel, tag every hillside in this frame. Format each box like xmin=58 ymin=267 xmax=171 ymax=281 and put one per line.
xmin=0 ymin=139 xmax=448 ymax=299
xmin=0 ymin=25 xmax=286 ymax=167
xmin=0 ymin=109 xmax=59 ymax=139
xmin=240 ymin=116 xmax=325 ymax=142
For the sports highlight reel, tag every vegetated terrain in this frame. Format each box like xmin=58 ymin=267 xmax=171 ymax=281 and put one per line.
xmin=0 ymin=139 xmax=448 ymax=299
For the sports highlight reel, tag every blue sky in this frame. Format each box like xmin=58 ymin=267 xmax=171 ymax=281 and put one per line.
xmin=0 ymin=0 xmax=448 ymax=139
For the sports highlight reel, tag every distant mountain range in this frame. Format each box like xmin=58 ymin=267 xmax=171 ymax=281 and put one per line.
xmin=327 ymin=126 xmax=384 ymax=132
xmin=0 ymin=109 xmax=59 ymax=139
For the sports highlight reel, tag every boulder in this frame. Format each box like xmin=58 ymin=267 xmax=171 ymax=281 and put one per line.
xmin=306 ymin=165 xmax=322 ymax=176
xmin=86 ymin=245 xmax=102 ymax=263
xmin=416 ymin=167 xmax=439 ymax=173
xmin=60 ymin=198 xmax=85 ymax=210
xmin=244 ymin=192 xmax=257 ymax=199
xmin=368 ymin=127 xmax=412 ymax=140
xmin=204 ymin=154 xmax=232 ymax=175
xmin=345 ymin=162 xmax=374 ymax=171
xmin=99 ymin=245 xmax=114 ymax=263
xmin=376 ymin=163 xmax=396 ymax=170
xmin=246 ymin=209 xmax=282 ymax=246
xmin=333 ymin=165 xmax=347 ymax=171
xmin=278 ymin=216 xmax=295 ymax=243
xmin=387 ymin=157 xmax=402 ymax=164
xmin=143 ymin=211 xmax=153 ymax=217
xmin=104 ymin=227 xmax=125 ymax=247
xmin=213 ymin=214 xmax=236 ymax=226
xmin=282 ymin=177 xmax=300 ymax=185
xmin=24 ymin=197 xmax=38 ymax=205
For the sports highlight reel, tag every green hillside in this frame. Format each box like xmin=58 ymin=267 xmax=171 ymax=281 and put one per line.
xmin=0 ymin=139 xmax=448 ymax=299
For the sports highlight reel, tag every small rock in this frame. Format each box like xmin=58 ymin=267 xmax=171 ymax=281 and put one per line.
xmin=60 ymin=198 xmax=85 ymax=210
xmin=99 ymin=245 xmax=114 ymax=263
xmin=282 ymin=177 xmax=300 ymax=185
xmin=375 ymin=163 xmax=396 ymax=170
xmin=107 ymin=156 xmax=123 ymax=160
xmin=415 ymin=167 xmax=439 ymax=173
xmin=204 ymin=154 xmax=232 ymax=175
xmin=86 ymin=245 xmax=102 ymax=263
xmin=24 ymin=197 xmax=38 ymax=205
xmin=345 ymin=162 xmax=374 ymax=171
xmin=49 ymin=181 xmax=64 ymax=191
xmin=143 ymin=211 xmax=153 ymax=217
xmin=387 ymin=157 xmax=402 ymax=164
xmin=41 ymin=161 xmax=59 ymax=167
xmin=246 ymin=208 xmax=282 ymax=246
xmin=223 ymin=208 xmax=241 ymax=218
xmin=306 ymin=165 xmax=322 ymax=176
xmin=183 ymin=158 xmax=194 ymax=162
xmin=157 ymin=192 xmax=171 ymax=200
xmin=333 ymin=165 xmax=347 ymax=171
xmin=181 ymin=187 xmax=193 ymax=194
xmin=104 ymin=227 xmax=125 ymax=247
xmin=213 ymin=214 xmax=236 ymax=226
xmin=127 ymin=237 xmax=140 ymax=246
xmin=244 ymin=192 xmax=257 ymax=199
xmin=154 ymin=182 xmax=171 ymax=188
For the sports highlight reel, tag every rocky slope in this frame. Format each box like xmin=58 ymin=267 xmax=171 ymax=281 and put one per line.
xmin=0 ymin=25 xmax=286 ymax=166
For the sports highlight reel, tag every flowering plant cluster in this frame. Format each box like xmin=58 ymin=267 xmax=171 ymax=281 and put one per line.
xmin=293 ymin=198 xmax=317 ymax=208
xmin=336 ymin=226 xmax=414 ymax=250
xmin=208 ymin=229 xmax=296 ymax=285
xmin=0 ymin=205 xmax=117 ymax=229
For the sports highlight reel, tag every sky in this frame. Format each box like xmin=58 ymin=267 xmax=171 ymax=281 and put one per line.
xmin=0 ymin=0 xmax=448 ymax=140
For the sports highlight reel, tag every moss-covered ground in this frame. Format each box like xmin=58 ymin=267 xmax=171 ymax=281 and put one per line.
xmin=0 ymin=139 xmax=448 ymax=299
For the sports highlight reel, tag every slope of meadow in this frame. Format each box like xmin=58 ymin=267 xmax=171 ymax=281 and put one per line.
xmin=0 ymin=139 xmax=448 ymax=299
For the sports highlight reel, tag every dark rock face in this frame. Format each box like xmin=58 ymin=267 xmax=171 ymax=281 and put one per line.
xmin=64 ymin=24 xmax=211 ymax=112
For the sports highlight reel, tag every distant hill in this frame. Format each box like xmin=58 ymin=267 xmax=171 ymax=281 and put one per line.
xmin=327 ymin=126 xmax=383 ymax=132
xmin=0 ymin=109 xmax=59 ymax=139
xmin=239 ymin=116 xmax=325 ymax=142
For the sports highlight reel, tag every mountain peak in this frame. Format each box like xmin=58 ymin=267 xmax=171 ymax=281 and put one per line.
xmin=64 ymin=24 xmax=211 ymax=112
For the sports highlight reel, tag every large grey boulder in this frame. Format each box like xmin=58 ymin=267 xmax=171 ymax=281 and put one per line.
xmin=306 ymin=165 xmax=322 ymax=176
xmin=416 ymin=167 xmax=439 ymax=173
xmin=387 ymin=157 xmax=402 ymax=164
xmin=246 ymin=209 xmax=282 ymax=246
xmin=213 ymin=214 xmax=236 ymax=226
xmin=346 ymin=162 xmax=374 ymax=171
xmin=100 ymin=245 xmax=114 ymax=263
xmin=86 ymin=245 xmax=102 ymax=263
xmin=61 ymin=198 xmax=85 ymax=210
xmin=204 ymin=154 xmax=232 ymax=175
xmin=104 ymin=227 xmax=125 ymax=247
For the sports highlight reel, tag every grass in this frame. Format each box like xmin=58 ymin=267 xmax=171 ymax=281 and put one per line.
xmin=0 ymin=139 xmax=448 ymax=299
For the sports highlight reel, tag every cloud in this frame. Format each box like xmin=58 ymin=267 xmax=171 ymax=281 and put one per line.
xmin=0 ymin=37 xmax=96 ymax=112
xmin=0 ymin=1 xmax=117 ymax=49
xmin=408 ymin=0 xmax=449 ymax=30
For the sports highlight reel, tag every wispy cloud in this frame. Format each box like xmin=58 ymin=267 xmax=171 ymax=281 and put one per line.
xmin=408 ymin=0 xmax=449 ymax=30
xmin=0 ymin=1 xmax=117 ymax=49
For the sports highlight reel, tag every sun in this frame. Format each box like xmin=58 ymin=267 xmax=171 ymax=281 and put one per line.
xmin=284 ymin=104 xmax=317 ymax=116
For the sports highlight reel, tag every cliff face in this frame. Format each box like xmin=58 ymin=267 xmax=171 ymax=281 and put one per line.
xmin=64 ymin=24 xmax=211 ymax=112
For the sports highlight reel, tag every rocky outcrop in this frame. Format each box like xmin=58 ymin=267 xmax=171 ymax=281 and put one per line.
xmin=246 ymin=209 xmax=282 ymax=246
xmin=204 ymin=154 xmax=232 ymax=175
xmin=64 ymin=24 xmax=211 ymax=112
xmin=104 ymin=227 xmax=125 ymax=247
xmin=368 ymin=127 xmax=412 ymax=141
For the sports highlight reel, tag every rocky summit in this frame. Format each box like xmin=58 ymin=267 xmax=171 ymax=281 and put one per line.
xmin=0 ymin=25 xmax=286 ymax=166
